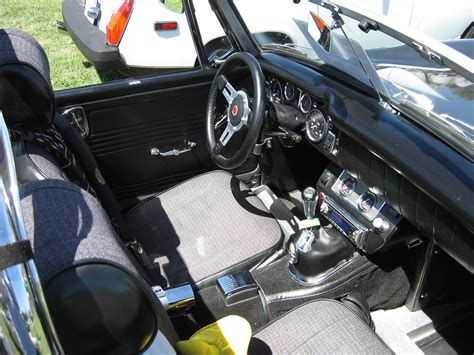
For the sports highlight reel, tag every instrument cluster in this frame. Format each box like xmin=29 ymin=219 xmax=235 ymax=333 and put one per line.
xmin=265 ymin=77 xmax=314 ymax=114
xmin=265 ymin=76 xmax=338 ymax=156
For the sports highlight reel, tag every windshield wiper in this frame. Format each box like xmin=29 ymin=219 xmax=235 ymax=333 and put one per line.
xmin=261 ymin=43 xmax=308 ymax=58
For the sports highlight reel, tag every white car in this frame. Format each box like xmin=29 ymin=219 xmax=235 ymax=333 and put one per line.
xmin=62 ymin=0 xmax=473 ymax=73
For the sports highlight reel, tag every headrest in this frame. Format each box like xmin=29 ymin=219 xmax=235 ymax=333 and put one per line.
xmin=0 ymin=28 xmax=54 ymax=130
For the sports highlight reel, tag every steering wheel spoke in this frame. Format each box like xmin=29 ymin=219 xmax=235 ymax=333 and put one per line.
xmin=217 ymin=75 xmax=238 ymax=104
xmin=214 ymin=112 xmax=227 ymax=129
xmin=219 ymin=122 xmax=235 ymax=146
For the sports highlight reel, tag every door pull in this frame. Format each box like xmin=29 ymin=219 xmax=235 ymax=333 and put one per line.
xmin=150 ymin=140 xmax=197 ymax=157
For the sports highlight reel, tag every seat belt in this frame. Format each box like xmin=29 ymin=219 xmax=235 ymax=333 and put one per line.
xmin=0 ymin=240 xmax=34 ymax=270
xmin=53 ymin=114 xmax=155 ymax=278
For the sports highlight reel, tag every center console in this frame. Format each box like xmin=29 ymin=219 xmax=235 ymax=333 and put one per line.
xmin=317 ymin=164 xmax=401 ymax=254
xmin=192 ymin=165 xmax=403 ymax=329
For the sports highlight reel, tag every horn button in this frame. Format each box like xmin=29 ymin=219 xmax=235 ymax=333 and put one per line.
xmin=228 ymin=91 xmax=250 ymax=129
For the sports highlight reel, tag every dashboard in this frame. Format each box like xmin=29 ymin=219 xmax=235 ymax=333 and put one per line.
xmin=264 ymin=76 xmax=403 ymax=253
xmin=260 ymin=56 xmax=473 ymax=272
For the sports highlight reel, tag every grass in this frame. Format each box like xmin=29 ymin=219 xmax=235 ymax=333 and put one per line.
xmin=0 ymin=0 xmax=183 ymax=90
xmin=0 ymin=0 xmax=108 ymax=90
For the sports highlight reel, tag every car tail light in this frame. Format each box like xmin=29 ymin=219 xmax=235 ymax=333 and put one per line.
xmin=154 ymin=22 xmax=178 ymax=31
xmin=106 ymin=0 xmax=134 ymax=45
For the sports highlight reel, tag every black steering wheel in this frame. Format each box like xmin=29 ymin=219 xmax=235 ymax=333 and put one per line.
xmin=206 ymin=52 xmax=265 ymax=170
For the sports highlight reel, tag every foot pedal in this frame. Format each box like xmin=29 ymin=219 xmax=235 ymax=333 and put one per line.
xmin=217 ymin=271 xmax=259 ymax=305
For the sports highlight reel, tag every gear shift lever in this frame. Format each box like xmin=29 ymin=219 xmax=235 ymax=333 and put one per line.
xmin=302 ymin=187 xmax=318 ymax=219
xmin=289 ymin=187 xmax=319 ymax=264
xmin=288 ymin=188 xmax=354 ymax=280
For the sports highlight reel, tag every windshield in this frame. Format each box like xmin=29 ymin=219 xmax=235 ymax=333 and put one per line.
xmin=232 ymin=0 xmax=474 ymax=158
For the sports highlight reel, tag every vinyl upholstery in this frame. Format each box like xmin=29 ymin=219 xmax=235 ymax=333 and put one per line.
xmin=14 ymin=139 xmax=67 ymax=183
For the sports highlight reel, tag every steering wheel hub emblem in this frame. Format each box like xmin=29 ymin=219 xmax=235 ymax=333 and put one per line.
xmin=231 ymin=105 xmax=239 ymax=116
xmin=229 ymin=93 xmax=248 ymax=127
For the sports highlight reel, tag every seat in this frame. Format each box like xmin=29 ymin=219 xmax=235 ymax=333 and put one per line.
xmin=249 ymin=300 xmax=392 ymax=354
xmin=127 ymin=170 xmax=282 ymax=287
xmin=2 ymin=28 xmax=282 ymax=289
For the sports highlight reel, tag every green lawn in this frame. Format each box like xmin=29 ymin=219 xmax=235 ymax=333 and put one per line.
xmin=0 ymin=0 xmax=108 ymax=90
xmin=0 ymin=0 xmax=182 ymax=91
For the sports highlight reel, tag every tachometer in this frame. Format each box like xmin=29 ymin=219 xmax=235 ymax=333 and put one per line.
xmin=305 ymin=109 xmax=328 ymax=143
xmin=284 ymin=82 xmax=295 ymax=101
xmin=299 ymin=93 xmax=312 ymax=113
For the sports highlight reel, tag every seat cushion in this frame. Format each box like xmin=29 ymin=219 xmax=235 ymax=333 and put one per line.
xmin=126 ymin=171 xmax=282 ymax=287
xmin=249 ymin=299 xmax=392 ymax=354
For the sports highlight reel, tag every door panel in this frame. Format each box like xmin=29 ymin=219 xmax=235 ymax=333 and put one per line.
xmin=56 ymin=69 xmax=217 ymax=207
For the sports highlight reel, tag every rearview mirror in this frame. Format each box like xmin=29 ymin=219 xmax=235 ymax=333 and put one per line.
xmin=308 ymin=11 xmax=332 ymax=53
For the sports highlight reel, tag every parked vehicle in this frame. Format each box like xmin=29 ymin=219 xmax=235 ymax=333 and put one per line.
xmin=1 ymin=0 xmax=473 ymax=353
xmin=62 ymin=0 xmax=473 ymax=73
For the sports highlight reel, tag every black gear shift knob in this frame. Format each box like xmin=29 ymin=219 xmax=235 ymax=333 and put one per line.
xmin=302 ymin=187 xmax=317 ymax=219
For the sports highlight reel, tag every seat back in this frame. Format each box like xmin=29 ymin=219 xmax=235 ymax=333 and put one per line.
xmin=20 ymin=178 xmax=179 ymax=353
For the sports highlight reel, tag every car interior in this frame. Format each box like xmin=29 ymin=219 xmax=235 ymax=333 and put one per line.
xmin=0 ymin=9 xmax=473 ymax=354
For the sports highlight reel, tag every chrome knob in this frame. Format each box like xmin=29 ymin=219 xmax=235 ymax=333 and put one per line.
xmin=373 ymin=217 xmax=389 ymax=233
xmin=302 ymin=187 xmax=317 ymax=219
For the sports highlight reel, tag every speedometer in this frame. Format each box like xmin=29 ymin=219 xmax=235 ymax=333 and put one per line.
xmin=305 ymin=109 xmax=328 ymax=143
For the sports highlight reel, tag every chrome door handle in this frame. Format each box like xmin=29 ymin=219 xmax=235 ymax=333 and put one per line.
xmin=150 ymin=141 xmax=197 ymax=157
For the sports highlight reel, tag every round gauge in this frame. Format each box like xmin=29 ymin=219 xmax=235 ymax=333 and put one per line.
xmin=284 ymin=82 xmax=295 ymax=101
xmin=305 ymin=109 xmax=328 ymax=143
xmin=358 ymin=192 xmax=377 ymax=213
xmin=299 ymin=93 xmax=312 ymax=113
xmin=268 ymin=78 xmax=282 ymax=103
xmin=339 ymin=177 xmax=357 ymax=197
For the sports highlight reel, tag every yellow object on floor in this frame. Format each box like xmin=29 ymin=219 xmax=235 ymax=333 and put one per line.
xmin=175 ymin=315 xmax=252 ymax=355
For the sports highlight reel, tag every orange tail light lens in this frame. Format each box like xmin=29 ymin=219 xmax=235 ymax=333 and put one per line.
xmin=106 ymin=0 xmax=134 ymax=45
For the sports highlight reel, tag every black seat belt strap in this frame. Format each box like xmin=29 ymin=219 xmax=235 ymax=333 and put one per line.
xmin=53 ymin=114 xmax=153 ymax=272
xmin=0 ymin=240 xmax=33 ymax=270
